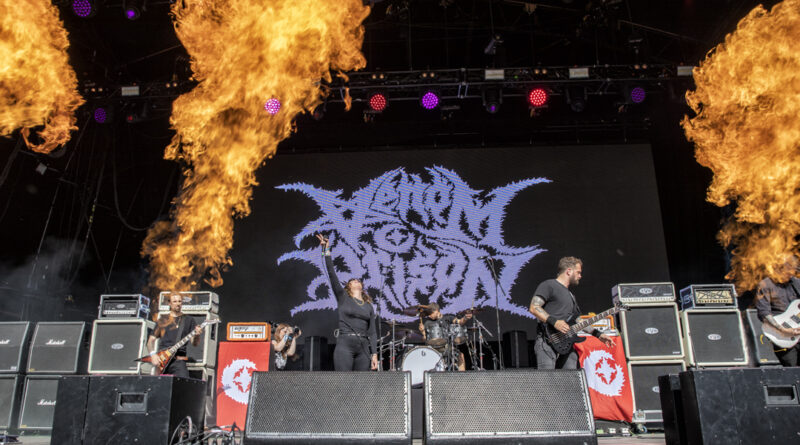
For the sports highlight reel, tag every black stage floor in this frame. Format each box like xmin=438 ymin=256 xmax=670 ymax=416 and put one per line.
xmin=6 ymin=434 xmax=668 ymax=445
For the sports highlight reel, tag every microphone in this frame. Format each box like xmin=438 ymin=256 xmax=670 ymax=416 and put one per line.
xmin=477 ymin=255 xmax=494 ymax=260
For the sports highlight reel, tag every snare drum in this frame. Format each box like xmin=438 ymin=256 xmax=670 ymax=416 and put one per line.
xmin=401 ymin=346 xmax=444 ymax=386
xmin=425 ymin=322 xmax=447 ymax=346
xmin=449 ymin=323 xmax=467 ymax=345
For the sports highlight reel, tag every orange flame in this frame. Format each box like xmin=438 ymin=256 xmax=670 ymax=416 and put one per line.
xmin=142 ymin=0 xmax=369 ymax=292
xmin=0 ymin=0 xmax=84 ymax=153
xmin=682 ymin=0 xmax=800 ymax=290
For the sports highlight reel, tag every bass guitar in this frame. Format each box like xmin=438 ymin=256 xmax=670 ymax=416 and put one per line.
xmin=136 ymin=319 xmax=220 ymax=374
xmin=542 ymin=304 xmax=628 ymax=355
xmin=762 ymin=300 xmax=800 ymax=349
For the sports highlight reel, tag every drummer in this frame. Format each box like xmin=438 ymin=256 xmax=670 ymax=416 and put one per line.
xmin=418 ymin=303 xmax=472 ymax=371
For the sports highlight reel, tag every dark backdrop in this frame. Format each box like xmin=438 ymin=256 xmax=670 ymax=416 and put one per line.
xmin=218 ymin=144 xmax=669 ymax=340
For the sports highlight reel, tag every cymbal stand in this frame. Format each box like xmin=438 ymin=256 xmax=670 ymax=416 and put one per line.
xmin=474 ymin=318 xmax=497 ymax=370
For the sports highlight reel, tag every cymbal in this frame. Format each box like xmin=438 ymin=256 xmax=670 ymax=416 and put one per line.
xmin=458 ymin=307 xmax=485 ymax=316
xmin=401 ymin=304 xmax=433 ymax=317
xmin=381 ymin=319 xmax=411 ymax=327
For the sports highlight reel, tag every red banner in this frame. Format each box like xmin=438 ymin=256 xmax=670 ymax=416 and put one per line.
xmin=216 ymin=341 xmax=271 ymax=429
xmin=574 ymin=335 xmax=633 ymax=422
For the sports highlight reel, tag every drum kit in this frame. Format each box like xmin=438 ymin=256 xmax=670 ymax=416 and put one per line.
xmin=377 ymin=304 xmax=498 ymax=385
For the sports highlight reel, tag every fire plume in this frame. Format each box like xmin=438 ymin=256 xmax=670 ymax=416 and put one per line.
xmin=142 ymin=0 xmax=369 ymax=291
xmin=682 ymin=0 xmax=800 ymax=290
xmin=0 ymin=0 xmax=84 ymax=153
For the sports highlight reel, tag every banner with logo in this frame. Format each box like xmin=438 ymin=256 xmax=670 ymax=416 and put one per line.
xmin=216 ymin=341 xmax=271 ymax=428
xmin=574 ymin=335 xmax=633 ymax=422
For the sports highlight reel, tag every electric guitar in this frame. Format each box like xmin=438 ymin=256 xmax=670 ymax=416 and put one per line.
xmin=136 ymin=319 xmax=220 ymax=374
xmin=542 ymin=304 xmax=628 ymax=355
xmin=762 ymin=300 xmax=800 ymax=348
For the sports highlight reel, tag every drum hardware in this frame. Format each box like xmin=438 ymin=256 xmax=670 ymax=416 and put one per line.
xmin=401 ymin=346 xmax=444 ymax=386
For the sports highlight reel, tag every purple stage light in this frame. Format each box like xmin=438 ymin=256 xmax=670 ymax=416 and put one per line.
xmin=72 ymin=0 xmax=93 ymax=17
xmin=420 ymin=91 xmax=439 ymax=110
xmin=630 ymin=87 xmax=646 ymax=104
xmin=125 ymin=9 xmax=137 ymax=19
xmin=264 ymin=98 xmax=281 ymax=115
xmin=93 ymin=107 xmax=107 ymax=124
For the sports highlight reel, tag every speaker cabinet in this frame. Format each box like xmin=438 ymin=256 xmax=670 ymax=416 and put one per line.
xmin=424 ymin=370 xmax=596 ymax=445
xmin=0 ymin=322 xmax=31 ymax=373
xmin=679 ymin=368 xmax=800 ymax=445
xmin=244 ymin=371 xmax=411 ymax=445
xmin=82 ymin=376 xmax=206 ymax=444
xmin=188 ymin=367 xmax=216 ymax=427
xmin=50 ymin=376 xmax=91 ymax=445
xmin=18 ymin=375 xmax=61 ymax=431
xmin=628 ymin=360 xmax=685 ymax=424
xmin=658 ymin=374 xmax=687 ymax=445
xmin=620 ymin=304 xmax=684 ymax=360
xmin=744 ymin=309 xmax=781 ymax=366
xmin=0 ymin=375 xmax=23 ymax=431
xmin=681 ymin=310 xmax=748 ymax=367
xmin=27 ymin=322 xmax=85 ymax=374
xmin=502 ymin=330 xmax=529 ymax=368
xmin=88 ymin=319 xmax=154 ymax=374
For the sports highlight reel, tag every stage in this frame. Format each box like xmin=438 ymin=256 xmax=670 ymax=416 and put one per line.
xmin=8 ymin=434 xmax=668 ymax=445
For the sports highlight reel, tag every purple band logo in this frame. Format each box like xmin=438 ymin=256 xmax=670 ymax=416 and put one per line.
xmin=277 ymin=166 xmax=549 ymax=320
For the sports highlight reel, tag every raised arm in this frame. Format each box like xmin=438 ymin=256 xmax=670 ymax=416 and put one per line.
xmin=318 ymin=234 xmax=344 ymax=298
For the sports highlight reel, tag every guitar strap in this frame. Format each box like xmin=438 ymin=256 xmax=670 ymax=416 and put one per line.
xmin=175 ymin=315 xmax=186 ymax=356
xmin=789 ymin=278 xmax=800 ymax=301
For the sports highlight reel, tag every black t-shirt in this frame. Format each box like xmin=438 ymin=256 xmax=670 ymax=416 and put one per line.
xmin=154 ymin=314 xmax=198 ymax=357
xmin=533 ymin=278 xmax=581 ymax=324
xmin=423 ymin=314 xmax=456 ymax=336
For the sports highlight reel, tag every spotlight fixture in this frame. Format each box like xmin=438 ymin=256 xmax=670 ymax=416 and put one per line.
xmin=367 ymin=92 xmax=388 ymax=112
xmin=482 ymin=87 xmax=502 ymax=114
xmin=264 ymin=98 xmax=281 ymax=115
xmin=71 ymin=0 xmax=95 ymax=18
xmin=93 ymin=107 xmax=108 ymax=123
xmin=567 ymin=87 xmax=587 ymax=113
xmin=527 ymin=87 xmax=549 ymax=108
xmin=123 ymin=0 xmax=145 ymax=20
xmin=419 ymin=91 xmax=440 ymax=110
xmin=623 ymin=85 xmax=646 ymax=104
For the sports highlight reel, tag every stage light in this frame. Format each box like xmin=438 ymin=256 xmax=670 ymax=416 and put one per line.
xmin=629 ymin=86 xmax=646 ymax=104
xmin=93 ymin=107 xmax=107 ymax=123
xmin=482 ymin=87 xmax=502 ymax=114
xmin=123 ymin=0 xmax=143 ymax=20
xmin=368 ymin=92 xmax=388 ymax=112
xmin=264 ymin=98 xmax=281 ymax=115
xmin=567 ymin=87 xmax=587 ymax=113
xmin=71 ymin=0 xmax=94 ymax=18
xmin=420 ymin=91 xmax=440 ymax=110
xmin=527 ymin=88 xmax=548 ymax=108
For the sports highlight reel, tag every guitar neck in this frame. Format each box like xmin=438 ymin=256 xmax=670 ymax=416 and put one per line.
xmin=569 ymin=307 xmax=619 ymax=334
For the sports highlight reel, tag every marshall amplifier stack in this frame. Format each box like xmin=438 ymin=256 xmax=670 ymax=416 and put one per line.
xmin=0 ymin=321 xmax=87 ymax=434
xmin=613 ymin=282 xmax=685 ymax=428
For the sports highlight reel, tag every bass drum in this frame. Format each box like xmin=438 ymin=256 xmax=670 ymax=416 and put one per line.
xmin=401 ymin=346 xmax=443 ymax=386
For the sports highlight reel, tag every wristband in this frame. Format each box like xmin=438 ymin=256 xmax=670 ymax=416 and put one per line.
xmin=546 ymin=316 xmax=558 ymax=327
xmin=591 ymin=329 xmax=602 ymax=338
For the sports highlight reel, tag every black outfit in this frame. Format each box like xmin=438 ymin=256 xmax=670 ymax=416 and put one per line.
xmin=532 ymin=279 xmax=581 ymax=370
xmin=153 ymin=314 xmax=198 ymax=378
xmin=755 ymin=277 xmax=800 ymax=367
xmin=324 ymin=253 xmax=377 ymax=371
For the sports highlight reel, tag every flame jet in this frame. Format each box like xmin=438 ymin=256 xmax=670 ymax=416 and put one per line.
xmin=0 ymin=0 xmax=84 ymax=153
xmin=682 ymin=0 xmax=800 ymax=290
xmin=142 ymin=0 xmax=370 ymax=291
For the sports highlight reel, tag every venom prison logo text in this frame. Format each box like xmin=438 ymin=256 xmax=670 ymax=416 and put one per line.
xmin=277 ymin=166 xmax=549 ymax=321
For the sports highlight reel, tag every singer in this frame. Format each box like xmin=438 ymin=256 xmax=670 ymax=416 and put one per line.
xmin=316 ymin=233 xmax=379 ymax=371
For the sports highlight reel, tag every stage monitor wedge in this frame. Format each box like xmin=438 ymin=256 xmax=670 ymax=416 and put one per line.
xmin=244 ymin=371 xmax=411 ymax=445
xmin=424 ymin=370 xmax=596 ymax=445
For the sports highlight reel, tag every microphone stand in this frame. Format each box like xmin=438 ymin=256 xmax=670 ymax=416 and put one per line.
xmin=375 ymin=266 xmax=391 ymax=371
xmin=483 ymin=257 xmax=505 ymax=369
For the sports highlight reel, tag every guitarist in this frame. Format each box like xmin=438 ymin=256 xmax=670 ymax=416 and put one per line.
xmin=755 ymin=255 xmax=800 ymax=367
xmin=146 ymin=293 xmax=203 ymax=377
xmin=529 ymin=257 xmax=614 ymax=369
